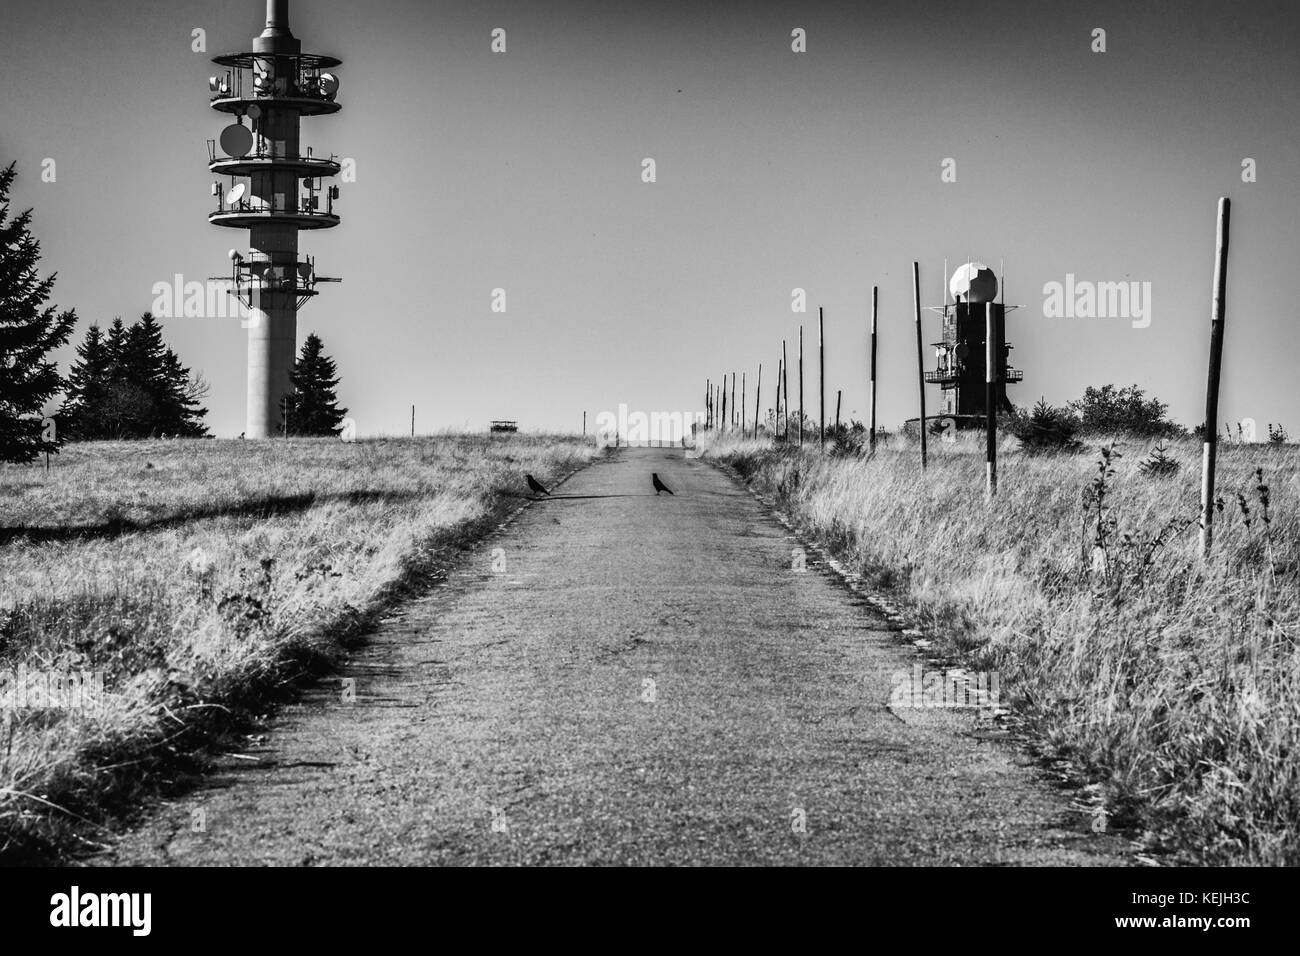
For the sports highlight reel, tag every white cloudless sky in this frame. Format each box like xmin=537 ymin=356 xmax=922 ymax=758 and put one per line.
xmin=1 ymin=0 xmax=1297 ymax=437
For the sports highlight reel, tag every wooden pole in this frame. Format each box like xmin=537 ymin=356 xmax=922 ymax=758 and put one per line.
xmin=741 ymin=371 xmax=747 ymax=435
xmin=1200 ymin=197 xmax=1231 ymax=559
xmin=782 ymin=339 xmax=790 ymax=441
xmin=721 ymin=376 xmax=727 ymax=432
xmin=869 ymin=285 xmax=878 ymax=453
xmin=798 ymin=326 xmax=805 ymax=445
xmin=985 ymin=301 xmax=998 ymax=496
xmin=913 ymin=261 xmax=927 ymax=469
xmin=775 ymin=358 xmax=782 ymax=438
xmin=731 ymin=372 xmax=737 ymax=429
xmin=819 ymin=307 xmax=826 ymax=449
xmin=835 ymin=389 xmax=842 ymax=432
xmin=755 ymin=364 xmax=762 ymax=439
xmin=705 ymin=380 xmax=710 ymax=429
xmin=411 ymin=405 xmax=415 ymax=438
xmin=583 ymin=410 xmax=587 ymax=437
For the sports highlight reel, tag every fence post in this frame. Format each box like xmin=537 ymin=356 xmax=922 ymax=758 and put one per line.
xmin=819 ymin=307 xmax=826 ymax=449
xmin=986 ymin=302 xmax=998 ymax=496
xmin=869 ymin=285 xmax=878 ymax=454
xmin=913 ymin=261 xmax=927 ymax=469
xmin=1199 ymin=197 xmax=1231 ymax=558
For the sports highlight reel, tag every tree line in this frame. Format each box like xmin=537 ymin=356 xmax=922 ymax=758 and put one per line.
xmin=1 ymin=162 xmax=347 ymax=463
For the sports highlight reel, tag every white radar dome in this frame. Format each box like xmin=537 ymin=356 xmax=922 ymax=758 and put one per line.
xmin=949 ymin=261 xmax=998 ymax=303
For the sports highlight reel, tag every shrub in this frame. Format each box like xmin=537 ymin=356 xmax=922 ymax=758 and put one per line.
xmin=1007 ymin=398 xmax=1081 ymax=453
xmin=1069 ymin=384 xmax=1185 ymax=438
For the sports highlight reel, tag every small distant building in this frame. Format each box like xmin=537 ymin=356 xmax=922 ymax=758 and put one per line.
xmin=489 ymin=420 xmax=518 ymax=433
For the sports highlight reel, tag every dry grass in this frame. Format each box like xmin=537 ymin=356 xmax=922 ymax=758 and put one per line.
xmin=0 ymin=434 xmax=598 ymax=860
xmin=702 ymin=427 xmax=1300 ymax=865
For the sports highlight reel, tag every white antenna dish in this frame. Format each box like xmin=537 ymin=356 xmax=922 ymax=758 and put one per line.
xmin=226 ymin=182 xmax=246 ymax=206
xmin=319 ymin=73 xmax=339 ymax=100
xmin=220 ymin=123 xmax=253 ymax=159
xmin=228 ymin=249 xmax=242 ymax=262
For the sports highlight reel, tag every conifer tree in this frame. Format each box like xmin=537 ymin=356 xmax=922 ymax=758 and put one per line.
xmin=0 ymin=162 xmax=78 ymax=462
xmin=62 ymin=323 xmax=112 ymax=439
xmin=284 ymin=333 xmax=347 ymax=436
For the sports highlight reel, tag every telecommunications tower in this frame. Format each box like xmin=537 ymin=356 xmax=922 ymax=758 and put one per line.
xmin=206 ymin=0 xmax=342 ymax=438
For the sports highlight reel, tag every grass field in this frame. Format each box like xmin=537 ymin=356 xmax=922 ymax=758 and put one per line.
xmin=0 ymin=434 xmax=598 ymax=860
xmin=703 ymin=428 xmax=1300 ymax=865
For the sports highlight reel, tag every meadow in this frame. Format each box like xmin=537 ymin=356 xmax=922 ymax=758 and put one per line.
xmin=703 ymin=428 xmax=1300 ymax=865
xmin=0 ymin=434 xmax=598 ymax=860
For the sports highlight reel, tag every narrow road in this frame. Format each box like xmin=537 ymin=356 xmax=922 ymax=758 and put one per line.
xmin=96 ymin=448 xmax=1129 ymax=866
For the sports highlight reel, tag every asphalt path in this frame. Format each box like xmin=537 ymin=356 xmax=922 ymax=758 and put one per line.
xmin=95 ymin=447 xmax=1130 ymax=866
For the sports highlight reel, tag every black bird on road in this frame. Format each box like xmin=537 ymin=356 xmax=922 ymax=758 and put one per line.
xmin=526 ymin=474 xmax=551 ymax=496
xmin=652 ymin=473 xmax=674 ymax=495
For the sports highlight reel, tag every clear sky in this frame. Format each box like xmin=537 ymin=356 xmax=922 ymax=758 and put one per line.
xmin=1 ymin=0 xmax=1297 ymax=437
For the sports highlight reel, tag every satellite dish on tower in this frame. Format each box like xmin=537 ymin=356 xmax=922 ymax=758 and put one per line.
xmin=319 ymin=73 xmax=339 ymax=100
xmin=226 ymin=182 xmax=246 ymax=206
xmin=949 ymin=261 xmax=998 ymax=304
xmin=297 ymin=262 xmax=312 ymax=279
xmin=220 ymin=123 xmax=253 ymax=159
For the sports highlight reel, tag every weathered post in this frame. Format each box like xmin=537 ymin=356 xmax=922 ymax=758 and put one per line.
xmin=782 ymin=339 xmax=790 ymax=441
xmin=819 ymin=307 xmax=826 ymax=449
xmin=835 ymin=389 xmax=842 ymax=433
xmin=985 ymin=302 xmax=998 ymax=496
xmin=741 ymin=371 xmax=747 ymax=435
xmin=721 ymin=376 xmax=727 ymax=432
xmin=913 ymin=261 xmax=928 ymax=469
xmin=798 ymin=326 xmax=805 ymax=445
xmin=775 ymin=357 xmax=782 ymax=438
xmin=869 ymin=285 xmax=878 ymax=454
xmin=1199 ymin=197 xmax=1231 ymax=558
xmin=754 ymin=364 xmax=762 ymax=439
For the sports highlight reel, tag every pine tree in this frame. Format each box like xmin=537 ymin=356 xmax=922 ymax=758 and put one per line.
xmin=63 ymin=323 xmax=113 ymax=439
xmin=98 ymin=316 xmax=149 ymax=438
xmin=0 ymin=162 xmax=78 ymax=462
xmin=1138 ymin=440 xmax=1180 ymax=477
xmin=160 ymin=347 xmax=208 ymax=436
xmin=1008 ymin=397 xmax=1082 ymax=454
xmin=285 ymin=333 xmax=347 ymax=436
xmin=71 ymin=313 xmax=209 ymax=439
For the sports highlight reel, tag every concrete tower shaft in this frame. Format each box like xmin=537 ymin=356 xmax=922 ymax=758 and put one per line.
xmin=256 ymin=0 xmax=301 ymax=53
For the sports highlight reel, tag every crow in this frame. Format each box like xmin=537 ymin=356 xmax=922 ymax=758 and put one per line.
xmin=652 ymin=473 xmax=674 ymax=495
xmin=525 ymin=474 xmax=551 ymax=496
